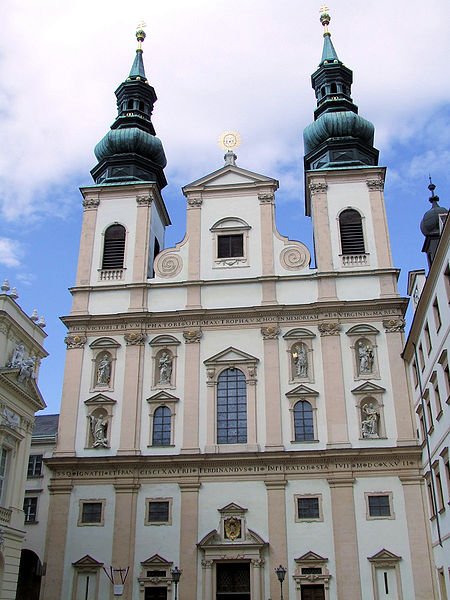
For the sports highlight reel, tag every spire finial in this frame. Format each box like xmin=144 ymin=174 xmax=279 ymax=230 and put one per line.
xmin=428 ymin=176 xmax=439 ymax=204
xmin=136 ymin=21 xmax=146 ymax=51
xmin=320 ymin=5 xmax=331 ymax=34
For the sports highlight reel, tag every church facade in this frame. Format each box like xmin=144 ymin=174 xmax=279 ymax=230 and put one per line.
xmin=42 ymin=14 xmax=436 ymax=600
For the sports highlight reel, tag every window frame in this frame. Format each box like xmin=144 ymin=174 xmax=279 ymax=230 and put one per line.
xmin=216 ymin=368 xmax=248 ymax=445
xmin=27 ymin=454 xmax=43 ymax=478
xmin=365 ymin=492 xmax=394 ymax=520
xmin=210 ymin=218 xmax=251 ymax=269
xmin=295 ymin=494 xmax=323 ymax=522
xmin=23 ymin=496 xmax=39 ymax=524
xmin=145 ymin=498 xmax=172 ymax=526
xmin=78 ymin=499 xmax=105 ymax=527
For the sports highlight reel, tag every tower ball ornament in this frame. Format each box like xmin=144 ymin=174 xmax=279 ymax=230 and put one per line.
xmin=219 ymin=131 xmax=241 ymax=151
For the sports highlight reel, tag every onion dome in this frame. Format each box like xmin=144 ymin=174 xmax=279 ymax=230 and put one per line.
xmin=91 ymin=27 xmax=167 ymax=189
xmin=420 ymin=179 xmax=448 ymax=266
xmin=303 ymin=9 xmax=379 ymax=171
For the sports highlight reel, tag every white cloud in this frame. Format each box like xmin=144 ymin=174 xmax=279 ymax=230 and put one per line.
xmin=0 ymin=238 xmax=22 ymax=268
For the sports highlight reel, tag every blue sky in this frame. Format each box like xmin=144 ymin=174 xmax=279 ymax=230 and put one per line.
xmin=1 ymin=0 xmax=449 ymax=414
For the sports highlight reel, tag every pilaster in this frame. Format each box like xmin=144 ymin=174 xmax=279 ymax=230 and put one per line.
xmin=181 ymin=329 xmax=202 ymax=453
xmin=261 ymin=326 xmax=283 ymax=450
xmin=265 ymin=479 xmax=288 ymax=600
xmin=129 ymin=193 xmax=153 ymax=311
xmin=179 ymin=482 xmax=201 ymax=600
xmin=186 ymin=196 xmax=202 ymax=308
xmin=259 ymin=192 xmax=278 ymax=305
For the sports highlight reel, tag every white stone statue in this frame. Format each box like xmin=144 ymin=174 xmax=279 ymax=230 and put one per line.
xmin=90 ymin=414 xmax=108 ymax=448
xmin=361 ymin=402 xmax=379 ymax=438
xmin=17 ymin=356 xmax=35 ymax=383
xmin=358 ymin=342 xmax=374 ymax=374
xmin=293 ymin=344 xmax=308 ymax=378
xmin=9 ymin=343 xmax=25 ymax=368
xmin=96 ymin=353 xmax=112 ymax=385
xmin=158 ymin=352 xmax=172 ymax=384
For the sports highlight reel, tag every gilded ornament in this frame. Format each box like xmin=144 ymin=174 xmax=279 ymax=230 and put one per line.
xmin=382 ymin=318 xmax=405 ymax=333
xmin=65 ymin=334 xmax=87 ymax=349
xmin=318 ymin=322 xmax=341 ymax=336
xmin=224 ymin=517 xmax=241 ymax=541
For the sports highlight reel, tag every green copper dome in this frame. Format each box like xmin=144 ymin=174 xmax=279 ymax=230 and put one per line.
xmin=94 ymin=128 xmax=167 ymax=168
xmin=303 ymin=111 xmax=375 ymax=154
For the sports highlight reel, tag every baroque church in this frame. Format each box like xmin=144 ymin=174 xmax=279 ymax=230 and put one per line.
xmin=41 ymin=11 xmax=436 ymax=600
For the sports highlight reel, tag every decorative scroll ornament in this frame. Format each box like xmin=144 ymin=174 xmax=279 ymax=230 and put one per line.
xmin=366 ymin=179 xmax=384 ymax=191
xmin=261 ymin=326 xmax=280 ymax=340
xmin=318 ymin=322 xmax=341 ymax=336
xmin=183 ymin=329 xmax=202 ymax=344
xmin=124 ymin=332 xmax=146 ymax=345
xmin=187 ymin=197 xmax=203 ymax=208
xmin=82 ymin=197 xmax=100 ymax=209
xmin=258 ymin=192 xmax=274 ymax=204
xmin=65 ymin=334 xmax=87 ymax=349
xmin=382 ymin=318 xmax=405 ymax=333
xmin=136 ymin=194 xmax=154 ymax=206
xmin=155 ymin=253 xmax=183 ymax=278
xmin=308 ymin=182 xmax=328 ymax=195
xmin=280 ymin=245 xmax=309 ymax=271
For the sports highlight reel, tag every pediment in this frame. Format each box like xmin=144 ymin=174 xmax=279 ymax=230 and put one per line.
xmin=72 ymin=554 xmax=103 ymax=567
xmin=368 ymin=548 xmax=401 ymax=562
xmin=218 ymin=502 xmax=247 ymax=514
xmin=198 ymin=528 xmax=266 ymax=548
xmin=351 ymin=381 xmax=385 ymax=395
xmin=183 ymin=165 xmax=277 ymax=191
xmin=295 ymin=551 xmax=328 ymax=563
xmin=141 ymin=554 xmax=172 ymax=567
xmin=286 ymin=384 xmax=318 ymax=398
xmin=89 ymin=337 xmax=121 ymax=348
xmin=84 ymin=393 xmax=116 ymax=406
xmin=0 ymin=369 xmax=46 ymax=410
xmin=346 ymin=324 xmax=379 ymax=336
xmin=146 ymin=391 xmax=179 ymax=404
xmin=283 ymin=328 xmax=316 ymax=340
xmin=204 ymin=347 xmax=259 ymax=366
xmin=149 ymin=335 xmax=180 ymax=347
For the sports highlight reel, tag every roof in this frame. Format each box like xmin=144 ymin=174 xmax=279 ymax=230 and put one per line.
xmin=33 ymin=414 xmax=59 ymax=438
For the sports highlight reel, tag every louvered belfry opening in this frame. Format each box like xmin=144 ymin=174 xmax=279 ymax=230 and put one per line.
xmin=102 ymin=224 xmax=126 ymax=269
xmin=339 ymin=209 xmax=365 ymax=254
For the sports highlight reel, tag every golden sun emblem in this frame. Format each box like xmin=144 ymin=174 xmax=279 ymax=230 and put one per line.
xmin=219 ymin=131 xmax=241 ymax=151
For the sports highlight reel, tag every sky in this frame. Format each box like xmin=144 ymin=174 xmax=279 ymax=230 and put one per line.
xmin=1 ymin=0 xmax=450 ymax=414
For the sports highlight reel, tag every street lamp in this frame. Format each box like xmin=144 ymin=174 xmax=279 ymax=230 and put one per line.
xmin=275 ymin=565 xmax=287 ymax=600
xmin=171 ymin=566 xmax=182 ymax=600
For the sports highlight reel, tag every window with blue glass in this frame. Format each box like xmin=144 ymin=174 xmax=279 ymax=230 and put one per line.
xmin=217 ymin=368 xmax=247 ymax=444
xmin=293 ymin=400 xmax=314 ymax=441
xmin=152 ymin=406 xmax=172 ymax=446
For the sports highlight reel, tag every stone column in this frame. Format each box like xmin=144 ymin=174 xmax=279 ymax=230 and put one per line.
xmin=251 ymin=558 xmax=263 ymax=600
xmin=318 ymin=322 xmax=350 ymax=447
xmin=129 ymin=194 xmax=153 ymax=311
xmin=265 ymin=479 xmax=288 ymax=600
xmin=72 ymin=195 xmax=100 ymax=314
xmin=259 ymin=192 xmax=278 ymax=305
xmin=40 ymin=482 xmax=73 ymax=600
xmin=201 ymin=560 xmax=213 ymax=600
xmin=112 ymin=482 xmax=140 ymax=600
xmin=118 ymin=332 xmax=146 ymax=454
xmin=383 ymin=318 xmax=417 ymax=444
xmin=400 ymin=476 xmax=437 ymax=599
xmin=186 ymin=196 xmax=202 ymax=309
xmin=181 ymin=329 xmax=202 ymax=453
xmin=179 ymin=482 xmax=201 ymax=600
xmin=262 ymin=326 xmax=284 ymax=451
xmin=328 ymin=477 xmax=362 ymax=600
xmin=54 ymin=335 xmax=87 ymax=456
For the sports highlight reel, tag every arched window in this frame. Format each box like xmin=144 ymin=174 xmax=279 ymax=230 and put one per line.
xmin=320 ymin=86 xmax=326 ymax=98
xmin=139 ymin=100 xmax=145 ymax=112
xmin=127 ymin=99 xmax=134 ymax=110
xmin=102 ymin=224 xmax=126 ymax=269
xmin=152 ymin=406 xmax=172 ymax=446
xmin=330 ymin=82 xmax=337 ymax=94
xmin=293 ymin=400 xmax=314 ymax=441
xmin=339 ymin=209 xmax=365 ymax=255
xmin=217 ymin=368 xmax=247 ymax=444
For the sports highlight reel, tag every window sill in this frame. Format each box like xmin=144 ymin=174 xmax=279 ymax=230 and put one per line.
xmin=27 ymin=475 xmax=44 ymax=480
xmin=291 ymin=440 xmax=319 ymax=444
xmin=25 ymin=520 xmax=39 ymax=525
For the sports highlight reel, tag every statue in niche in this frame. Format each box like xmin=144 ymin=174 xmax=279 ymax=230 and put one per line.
xmin=96 ymin=353 xmax=112 ymax=385
xmin=89 ymin=414 xmax=108 ymax=447
xmin=9 ymin=343 xmax=25 ymax=368
xmin=18 ymin=356 xmax=35 ymax=383
xmin=361 ymin=402 xmax=379 ymax=438
xmin=358 ymin=341 xmax=374 ymax=374
xmin=293 ymin=343 xmax=308 ymax=378
xmin=158 ymin=351 xmax=172 ymax=384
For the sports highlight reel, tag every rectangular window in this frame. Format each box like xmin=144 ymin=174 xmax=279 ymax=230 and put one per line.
xmin=217 ymin=234 xmax=244 ymax=258
xmin=431 ymin=373 xmax=443 ymax=418
xmin=424 ymin=323 xmax=432 ymax=354
xmin=424 ymin=392 xmax=434 ymax=432
xmin=418 ymin=343 xmax=425 ymax=371
xmin=23 ymin=497 xmax=38 ymax=523
xmin=79 ymin=501 xmax=104 ymax=526
xmin=444 ymin=264 xmax=450 ymax=303
xmin=146 ymin=499 xmax=171 ymax=525
xmin=295 ymin=495 xmax=322 ymax=521
xmin=416 ymin=406 xmax=425 ymax=442
xmin=0 ymin=447 xmax=9 ymax=505
xmin=425 ymin=474 xmax=436 ymax=518
xmin=438 ymin=351 xmax=450 ymax=403
xmin=367 ymin=494 xmax=392 ymax=518
xmin=433 ymin=298 xmax=442 ymax=331
xmin=27 ymin=454 xmax=43 ymax=478
xmin=412 ymin=360 xmax=419 ymax=388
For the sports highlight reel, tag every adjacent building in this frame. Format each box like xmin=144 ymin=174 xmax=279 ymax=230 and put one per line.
xmin=404 ymin=182 xmax=450 ymax=600
xmin=0 ymin=289 xmax=47 ymax=599
xmin=42 ymin=13 xmax=436 ymax=600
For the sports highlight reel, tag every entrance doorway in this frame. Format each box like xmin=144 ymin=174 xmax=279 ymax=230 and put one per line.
xmin=145 ymin=587 xmax=167 ymax=600
xmin=301 ymin=585 xmax=325 ymax=600
xmin=15 ymin=549 xmax=42 ymax=600
xmin=216 ymin=562 xmax=250 ymax=600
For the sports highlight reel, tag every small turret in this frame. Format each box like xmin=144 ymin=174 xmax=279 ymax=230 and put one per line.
xmin=420 ymin=179 xmax=448 ymax=267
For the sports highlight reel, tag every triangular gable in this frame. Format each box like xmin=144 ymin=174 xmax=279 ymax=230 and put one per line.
xmin=72 ymin=554 xmax=103 ymax=567
xmin=204 ymin=347 xmax=259 ymax=366
xmin=368 ymin=548 xmax=401 ymax=562
xmin=351 ymin=381 xmax=385 ymax=395
xmin=146 ymin=391 xmax=179 ymax=403
xmin=286 ymin=384 xmax=318 ymax=398
xmin=0 ymin=369 xmax=46 ymax=410
xmin=218 ymin=502 xmax=248 ymax=514
xmin=84 ymin=393 xmax=116 ymax=406
xmin=295 ymin=551 xmax=328 ymax=563
xmin=141 ymin=554 xmax=172 ymax=567
xmin=183 ymin=164 xmax=277 ymax=192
